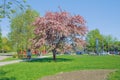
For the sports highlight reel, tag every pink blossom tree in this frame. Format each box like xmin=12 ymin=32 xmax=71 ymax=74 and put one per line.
xmin=32 ymin=11 xmax=88 ymax=60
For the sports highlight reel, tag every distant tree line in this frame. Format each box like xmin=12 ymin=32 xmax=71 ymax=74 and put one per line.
xmin=86 ymin=29 xmax=120 ymax=54
xmin=0 ymin=0 xmax=120 ymax=55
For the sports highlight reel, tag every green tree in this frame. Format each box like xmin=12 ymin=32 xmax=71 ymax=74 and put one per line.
xmin=0 ymin=0 xmax=27 ymax=19
xmin=86 ymin=29 xmax=119 ymax=54
xmin=114 ymin=41 xmax=120 ymax=52
xmin=2 ymin=37 xmax=11 ymax=52
xmin=8 ymin=9 xmax=39 ymax=51
xmin=103 ymin=35 xmax=118 ymax=52
xmin=86 ymin=29 xmax=103 ymax=54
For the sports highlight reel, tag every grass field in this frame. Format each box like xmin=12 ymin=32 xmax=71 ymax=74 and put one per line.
xmin=0 ymin=55 xmax=120 ymax=80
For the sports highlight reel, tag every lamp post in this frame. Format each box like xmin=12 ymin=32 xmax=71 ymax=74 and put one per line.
xmin=96 ymin=38 xmax=99 ymax=55
xmin=102 ymin=40 xmax=104 ymax=54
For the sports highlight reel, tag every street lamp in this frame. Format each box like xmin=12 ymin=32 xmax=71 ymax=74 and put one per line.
xmin=96 ymin=38 xmax=99 ymax=55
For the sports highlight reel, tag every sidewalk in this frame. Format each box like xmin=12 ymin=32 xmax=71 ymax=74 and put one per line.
xmin=0 ymin=56 xmax=49 ymax=66
xmin=0 ymin=60 xmax=23 ymax=66
xmin=0 ymin=56 xmax=11 ymax=60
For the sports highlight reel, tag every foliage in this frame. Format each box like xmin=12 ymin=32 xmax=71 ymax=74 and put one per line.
xmin=0 ymin=0 xmax=27 ymax=19
xmin=8 ymin=9 xmax=39 ymax=51
xmin=32 ymin=10 xmax=88 ymax=60
xmin=0 ymin=55 xmax=120 ymax=80
xmin=1 ymin=37 xmax=11 ymax=52
xmin=102 ymin=35 xmax=118 ymax=52
xmin=86 ymin=29 xmax=103 ymax=53
xmin=0 ymin=26 xmax=12 ymax=52
xmin=86 ymin=29 xmax=120 ymax=54
xmin=114 ymin=41 xmax=120 ymax=51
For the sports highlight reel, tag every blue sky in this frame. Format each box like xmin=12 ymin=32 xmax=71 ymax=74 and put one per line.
xmin=1 ymin=0 xmax=120 ymax=40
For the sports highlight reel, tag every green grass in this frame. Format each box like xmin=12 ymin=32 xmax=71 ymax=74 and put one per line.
xmin=0 ymin=55 xmax=120 ymax=80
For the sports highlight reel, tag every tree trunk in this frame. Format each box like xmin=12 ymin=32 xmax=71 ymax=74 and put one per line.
xmin=52 ymin=49 xmax=56 ymax=61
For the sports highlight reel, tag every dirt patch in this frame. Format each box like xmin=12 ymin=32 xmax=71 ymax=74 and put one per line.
xmin=40 ymin=70 xmax=115 ymax=80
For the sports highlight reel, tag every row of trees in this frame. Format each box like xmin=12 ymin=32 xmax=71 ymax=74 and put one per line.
xmin=0 ymin=0 xmax=28 ymax=52
xmin=86 ymin=29 xmax=120 ymax=54
xmin=1 ymin=27 xmax=120 ymax=54
xmin=0 ymin=0 xmax=120 ymax=60
xmin=8 ymin=8 xmax=120 ymax=60
xmin=1 ymin=3 xmax=88 ymax=60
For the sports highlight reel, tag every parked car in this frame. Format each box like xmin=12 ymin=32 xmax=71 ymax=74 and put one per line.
xmin=76 ymin=51 xmax=82 ymax=55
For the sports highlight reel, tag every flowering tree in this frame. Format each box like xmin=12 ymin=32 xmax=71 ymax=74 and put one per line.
xmin=32 ymin=11 xmax=88 ymax=60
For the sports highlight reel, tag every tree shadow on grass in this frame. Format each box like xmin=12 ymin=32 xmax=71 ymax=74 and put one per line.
xmin=0 ymin=69 xmax=7 ymax=76
xmin=24 ymin=57 xmax=73 ymax=63
xmin=0 ymin=69 xmax=16 ymax=80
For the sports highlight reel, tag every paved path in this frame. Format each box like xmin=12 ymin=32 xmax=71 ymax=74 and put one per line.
xmin=0 ymin=56 xmax=49 ymax=66
xmin=0 ymin=60 xmax=23 ymax=66
xmin=0 ymin=56 xmax=11 ymax=60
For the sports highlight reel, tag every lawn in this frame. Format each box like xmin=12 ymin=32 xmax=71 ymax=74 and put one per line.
xmin=0 ymin=55 xmax=120 ymax=80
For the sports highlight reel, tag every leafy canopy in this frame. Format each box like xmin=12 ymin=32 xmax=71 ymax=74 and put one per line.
xmin=32 ymin=11 xmax=88 ymax=52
